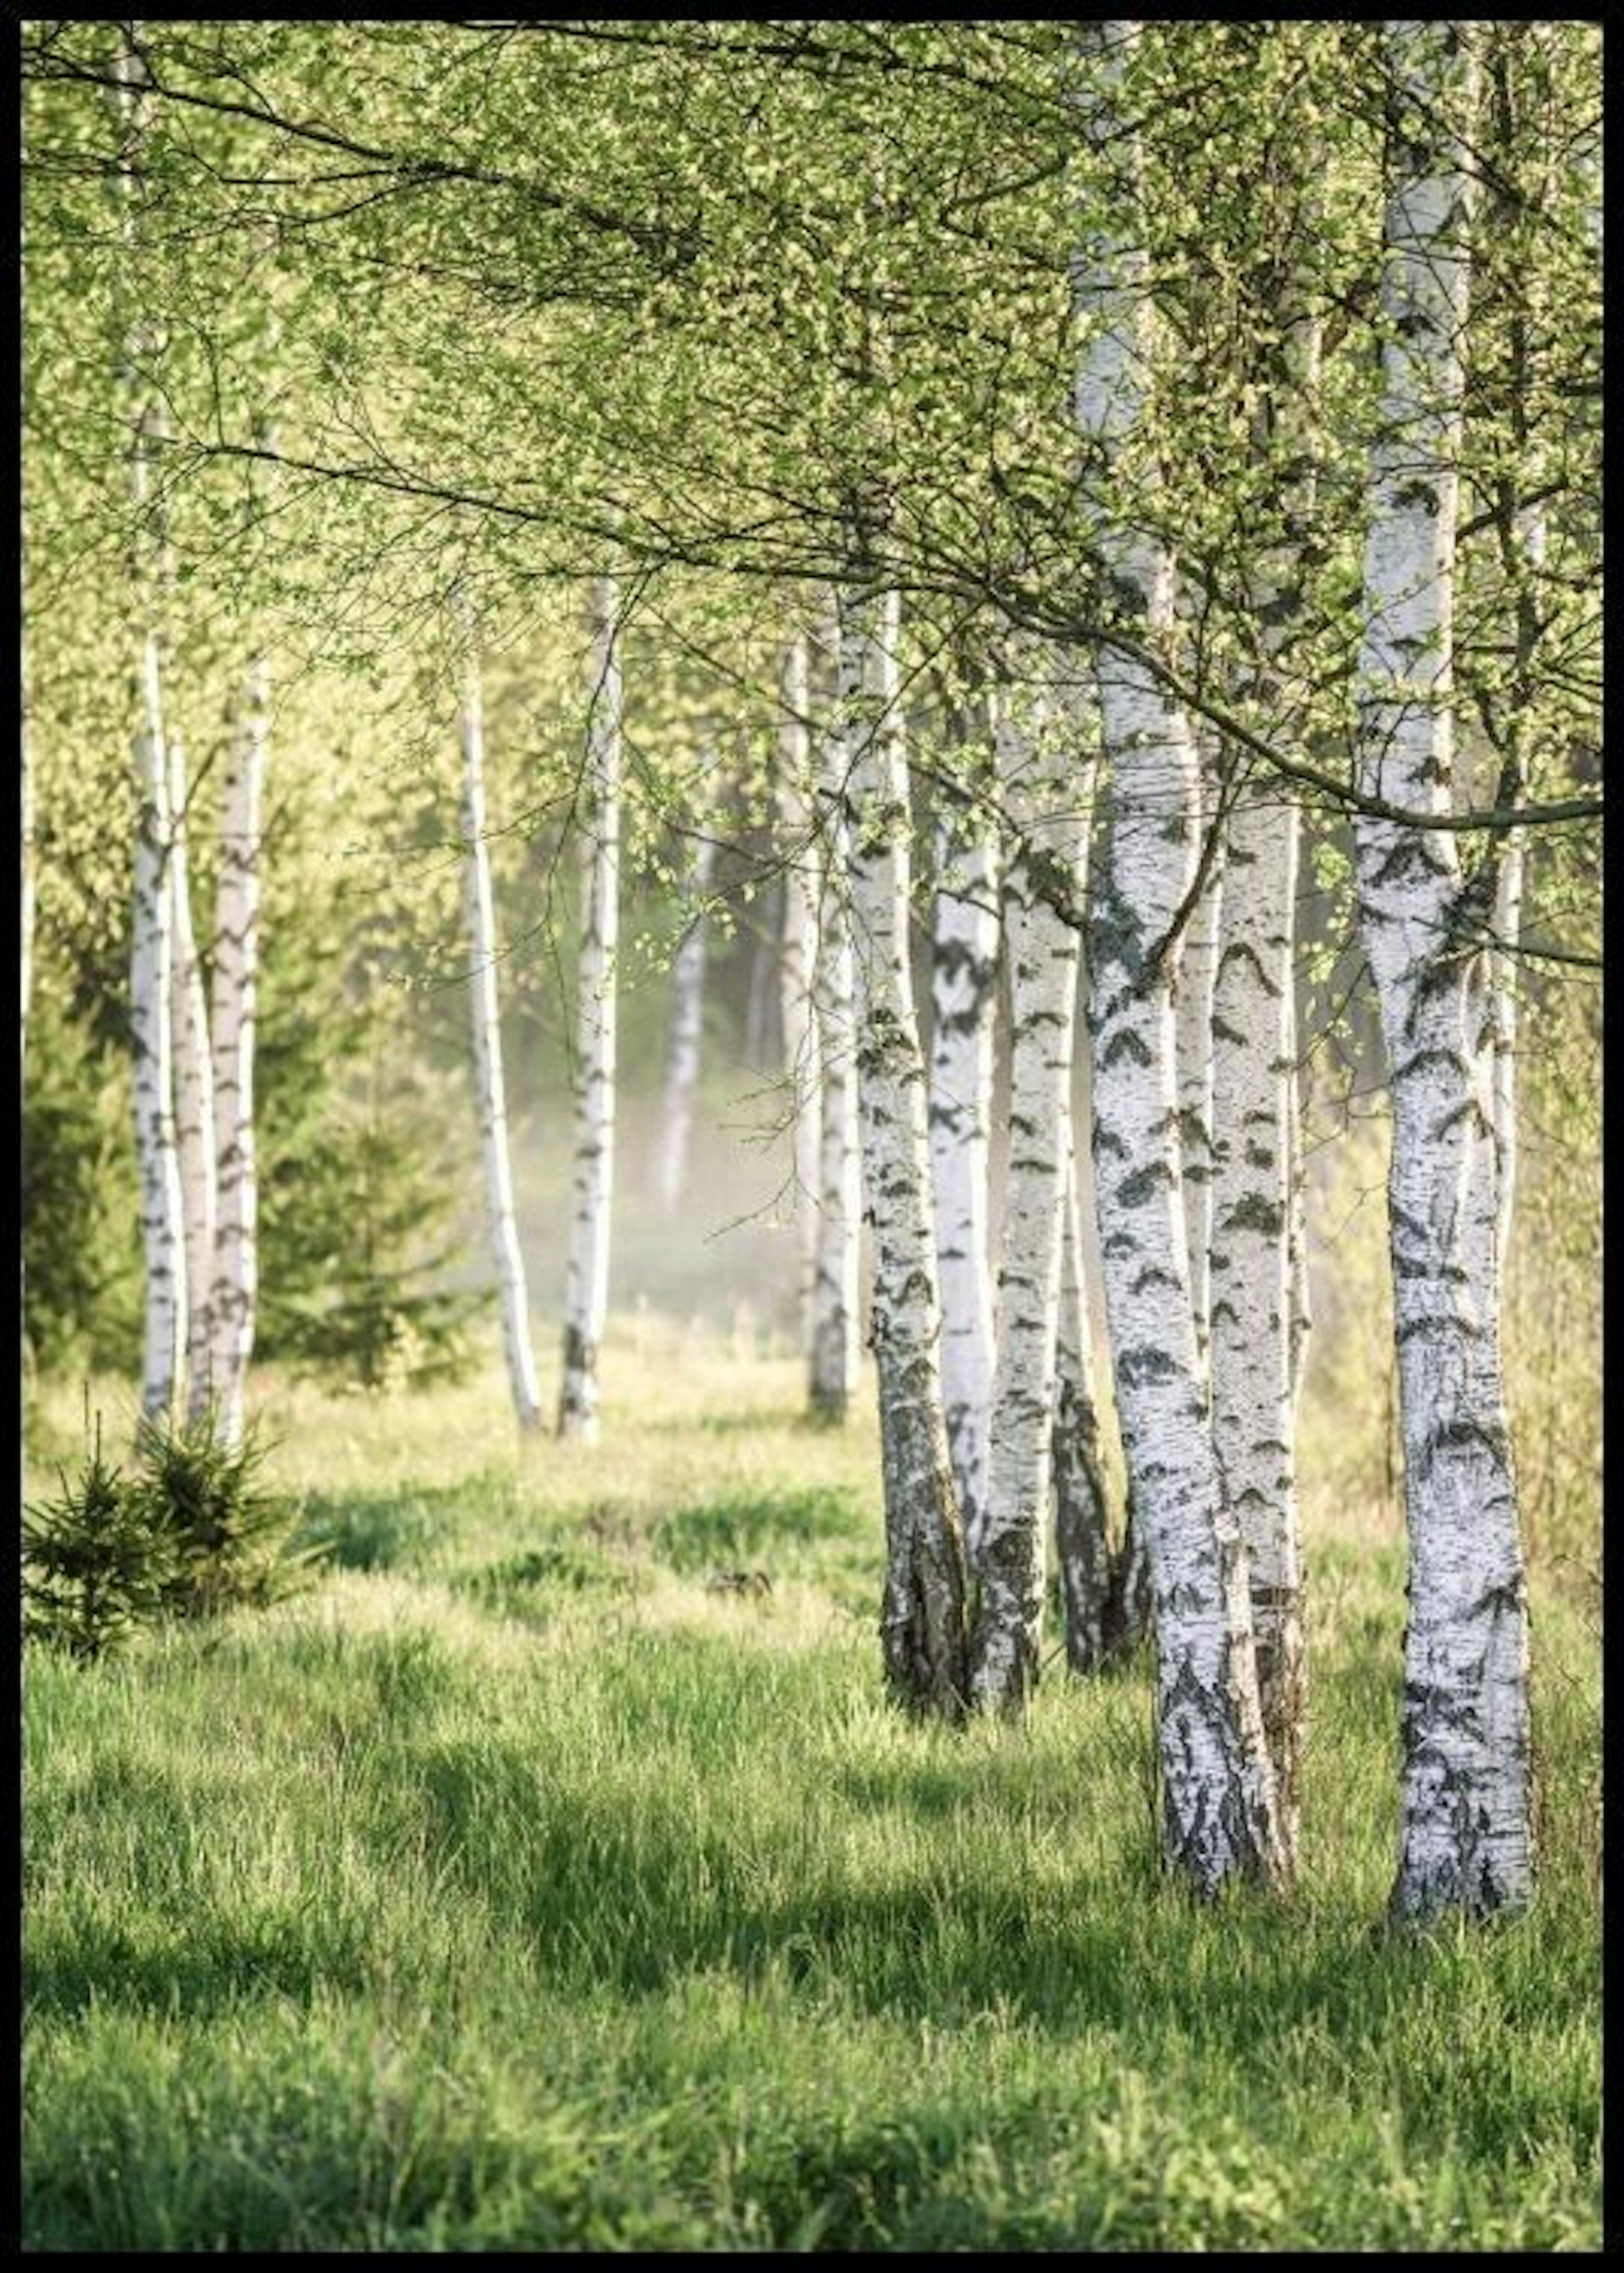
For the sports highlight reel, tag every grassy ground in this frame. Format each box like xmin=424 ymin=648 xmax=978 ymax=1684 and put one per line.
xmin=22 ymin=1333 xmax=1601 ymax=2251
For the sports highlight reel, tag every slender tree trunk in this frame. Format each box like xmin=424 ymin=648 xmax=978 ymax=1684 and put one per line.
xmin=971 ymin=666 xmax=1087 ymax=1714
xmin=1287 ymin=1062 xmax=1312 ymax=1412
xmin=1174 ymin=730 xmax=1224 ymax=1392
xmin=167 ymin=731 xmax=219 ymax=1424
xmin=1053 ymin=1133 xmax=1117 ymax=1671
xmin=776 ymin=633 xmax=823 ymax=1355
xmin=459 ymin=645 xmax=541 ymax=1431
xmin=1354 ymin=20 xmax=1531 ymax=1920
xmin=559 ymin=572 xmax=622 ymax=1440
xmin=927 ymin=700 xmax=1000 ymax=1571
xmin=654 ymin=821 xmax=715 ymax=1210
xmin=209 ymin=655 xmax=266 ymax=1446
xmin=1073 ymin=18 xmax=1284 ymax=1894
xmin=743 ymin=918 xmax=779 ymax=1069
xmin=843 ymin=577 xmax=969 ymax=1718
xmin=1208 ymin=773 xmax=1304 ymax=1862
xmin=1204 ymin=173 xmax=1325 ymax=1868
xmin=809 ymin=596 xmax=861 ymax=1421
xmin=115 ymin=30 xmax=185 ymax=1420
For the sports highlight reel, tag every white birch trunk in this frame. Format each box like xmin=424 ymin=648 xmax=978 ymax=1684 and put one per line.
xmin=1208 ymin=775 xmax=1304 ymax=1860
xmin=1073 ymin=18 xmax=1284 ymax=1892
xmin=1174 ymin=731 xmax=1224 ymax=1392
xmin=843 ymin=578 xmax=969 ymax=1716
xmin=970 ymin=670 xmax=1087 ymax=1713
xmin=1053 ymin=1132 xmax=1117 ymax=1672
xmin=1354 ymin=19 xmax=1531 ymax=1918
xmin=653 ymin=822 xmax=715 ymax=1211
xmin=209 ymin=656 xmax=267 ymax=1446
xmin=167 ymin=731 xmax=219 ymax=1424
xmin=559 ymin=572 xmax=621 ymax=1441
xmin=776 ymin=633 xmax=823 ymax=1349
xmin=459 ymin=646 xmax=541 ymax=1432
xmin=809 ymin=597 xmax=861 ymax=1421
xmin=1287 ymin=1063 xmax=1312 ymax=1412
xmin=115 ymin=30 xmax=185 ymax=1420
xmin=1205 ymin=188 xmax=1325 ymax=1863
xmin=927 ymin=702 xmax=1000 ymax=1572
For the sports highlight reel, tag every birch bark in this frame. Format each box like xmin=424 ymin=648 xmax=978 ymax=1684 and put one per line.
xmin=1073 ymin=18 xmax=1284 ymax=1891
xmin=559 ymin=572 xmax=622 ymax=1441
xmin=843 ymin=579 xmax=969 ymax=1717
xmin=1174 ymin=732 xmax=1223 ymax=1391
xmin=927 ymin=699 xmax=999 ymax=1571
xmin=971 ymin=670 xmax=1087 ymax=1713
xmin=1053 ymin=1133 xmax=1117 ymax=1671
xmin=458 ymin=643 xmax=541 ymax=1432
xmin=210 ymin=655 xmax=266 ymax=1445
xmin=1208 ymin=771 xmax=1303 ymax=1858
xmin=776 ymin=632 xmax=823 ymax=1349
xmin=809 ymin=598 xmax=861 ymax=1421
xmin=167 ymin=732 xmax=219 ymax=1423
xmin=1205 ymin=177 xmax=1324 ymax=1864
xmin=115 ymin=28 xmax=185 ymax=1419
xmin=1354 ymin=19 xmax=1531 ymax=1918
xmin=653 ymin=820 xmax=715 ymax=1210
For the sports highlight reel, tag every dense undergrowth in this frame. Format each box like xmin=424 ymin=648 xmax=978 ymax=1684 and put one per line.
xmin=22 ymin=1346 xmax=1601 ymax=2251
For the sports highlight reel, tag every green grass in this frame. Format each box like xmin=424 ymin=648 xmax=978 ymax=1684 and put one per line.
xmin=22 ymin=1347 xmax=1601 ymax=2251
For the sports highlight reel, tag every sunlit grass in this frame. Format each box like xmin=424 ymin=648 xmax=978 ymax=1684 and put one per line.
xmin=22 ymin=1345 xmax=1600 ymax=2250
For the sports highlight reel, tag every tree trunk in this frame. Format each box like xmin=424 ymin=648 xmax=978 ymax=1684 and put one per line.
xmin=1074 ymin=18 xmax=1284 ymax=1894
xmin=1354 ymin=20 xmax=1531 ymax=1920
xmin=1208 ymin=771 xmax=1304 ymax=1864
xmin=167 ymin=731 xmax=219 ymax=1424
xmin=559 ymin=571 xmax=621 ymax=1441
xmin=1174 ymin=729 xmax=1224 ymax=1392
xmin=927 ymin=700 xmax=999 ymax=1571
xmin=776 ymin=632 xmax=823 ymax=1351
xmin=971 ymin=664 xmax=1087 ymax=1714
xmin=1204 ymin=165 xmax=1325 ymax=1869
xmin=653 ymin=820 xmax=715 ymax=1210
xmin=210 ymin=656 xmax=267 ymax=1446
xmin=843 ymin=578 xmax=969 ymax=1718
xmin=1053 ymin=1135 xmax=1117 ymax=1673
xmin=459 ymin=644 xmax=541 ymax=1432
xmin=115 ymin=29 xmax=185 ymax=1420
xmin=809 ymin=596 xmax=861 ymax=1421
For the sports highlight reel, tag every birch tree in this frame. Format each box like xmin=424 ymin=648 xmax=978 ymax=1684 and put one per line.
xmin=1073 ymin=18 xmax=1284 ymax=1891
xmin=1174 ymin=731 xmax=1224 ymax=1390
xmin=843 ymin=576 xmax=969 ymax=1716
xmin=1353 ymin=19 xmax=1531 ymax=1918
xmin=809 ymin=600 xmax=861 ymax=1423
xmin=209 ymin=653 xmax=268 ymax=1446
xmin=559 ymin=571 xmax=622 ymax=1441
xmin=653 ymin=817 xmax=716 ymax=1211
xmin=458 ymin=637 xmax=541 ymax=1432
xmin=927 ymin=697 xmax=1000 ymax=1569
xmin=1052 ymin=1139 xmax=1117 ymax=1672
xmin=1208 ymin=766 xmax=1304 ymax=1856
xmin=776 ymin=632 xmax=823 ymax=1350
xmin=115 ymin=28 xmax=185 ymax=1418
xmin=1204 ymin=134 xmax=1324 ymax=1864
xmin=970 ymin=664 xmax=1089 ymax=1713
xmin=167 ymin=731 xmax=219 ymax=1422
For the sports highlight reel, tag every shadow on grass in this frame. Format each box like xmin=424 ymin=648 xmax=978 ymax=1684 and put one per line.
xmin=25 ymin=1910 xmax=370 ymax=2023
xmin=650 ymin=1486 xmax=865 ymax=1575
xmin=291 ymin=1484 xmax=468 ymax=1573
xmin=390 ymin=1705 xmax=1564 ymax=2093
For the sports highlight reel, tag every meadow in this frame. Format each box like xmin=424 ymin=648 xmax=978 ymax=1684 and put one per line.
xmin=22 ymin=1333 xmax=1601 ymax=2252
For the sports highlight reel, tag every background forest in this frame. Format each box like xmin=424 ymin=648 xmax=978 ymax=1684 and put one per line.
xmin=20 ymin=17 xmax=1599 ymax=2252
